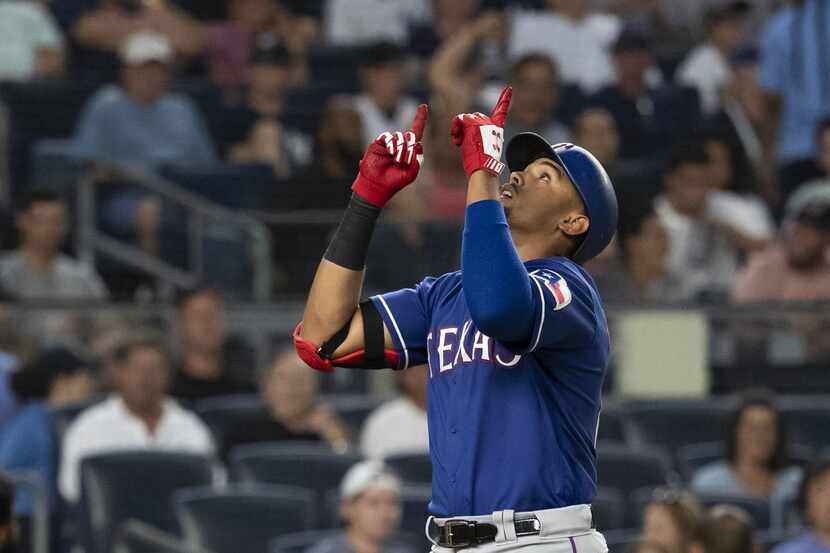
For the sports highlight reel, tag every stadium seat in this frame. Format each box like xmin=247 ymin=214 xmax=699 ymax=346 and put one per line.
xmin=779 ymin=397 xmax=830 ymax=451
xmin=192 ymin=394 xmax=271 ymax=458
xmin=677 ymin=441 xmax=815 ymax=482
xmin=602 ymin=529 xmax=640 ymax=553
xmin=695 ymin=493 xmax=772 ymax=529
xmin=399 ymin=486 xmax=432 ymax=552
xmin=597 ymin=406 xmax=628 ymax=444
xmin=597 ymin=444 xmax=673 ymax=527
xmin=623 ymin=399 xmax=734 ymax=460
xmin=269 ymin=529 xmax=342 ymax=553
xmin=175 ymin=485 xmax=315 ymax=553
xmin=308 ymin=46 xmax=363 ymax=92
xmin=324 ymin=394 xmax=387 ymax=436
xmin=229 ymin=442 xmax=361 ymax=527
xmin=78 ymin=452 xmax=213 ymax=553
xmin=158 ymin=163 xmax=275 ymax=211
xmin=591 ymin=488 xmax=626 ymax=532
xmin=384 ymin=453 xmax=432 ymax=485
xmin=112 ymin=519 xmax=207 ymax=553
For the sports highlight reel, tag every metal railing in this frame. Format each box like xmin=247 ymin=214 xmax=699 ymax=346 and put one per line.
xmin=75 ymin=163 xmax=273 ymax=301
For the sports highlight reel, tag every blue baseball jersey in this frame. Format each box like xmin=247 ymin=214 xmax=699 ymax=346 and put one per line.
xmin=371 ymin=256 xmax=610 ymax=517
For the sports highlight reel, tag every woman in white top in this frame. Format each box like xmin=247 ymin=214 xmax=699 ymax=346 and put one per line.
xmin=692 ymin=391 xmax=802 ymax=501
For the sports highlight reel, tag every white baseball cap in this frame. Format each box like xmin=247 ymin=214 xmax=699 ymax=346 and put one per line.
xmin=340 ymin=460 xmax=401 ymax=499
xmin=120 ymin=31 xmax=173 ymax=65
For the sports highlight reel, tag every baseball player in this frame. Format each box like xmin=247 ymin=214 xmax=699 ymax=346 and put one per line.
xmin=294 ymin=86 xmax=617 ymax=552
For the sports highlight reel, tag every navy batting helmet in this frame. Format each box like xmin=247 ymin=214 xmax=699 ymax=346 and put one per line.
xmin=505 ymin=132 xmax=618 ymax=264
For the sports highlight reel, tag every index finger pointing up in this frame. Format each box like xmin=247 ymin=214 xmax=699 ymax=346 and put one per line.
xmin=490 ymin=86 xmax=512 ymax=127
xmin=411 ymin=104 xmax=429 ymax=141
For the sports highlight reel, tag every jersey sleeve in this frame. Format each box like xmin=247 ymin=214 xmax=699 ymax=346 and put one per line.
xmin=504 ymin=263 xmax=598 ymax=354
xmin=370 ymin=277 xmax=435 ymax=369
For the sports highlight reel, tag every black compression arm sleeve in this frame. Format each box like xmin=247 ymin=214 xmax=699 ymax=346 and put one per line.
xmin=323 ymin=193 xmax=381 ymax=270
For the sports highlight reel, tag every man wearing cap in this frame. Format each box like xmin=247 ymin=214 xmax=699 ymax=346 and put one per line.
xmin=72 ymin=30 xmax=215 ymax=169
xmin=295 ymin=86 xmax=615 ymax=551
xmin=307 ymin=461 xmax=417 ymax=553
xmin=733 ymin=191 xmax=830 ymax=303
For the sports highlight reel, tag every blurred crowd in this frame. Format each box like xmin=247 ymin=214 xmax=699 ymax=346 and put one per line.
xmin=0 ymin=0 xmax=828 ymax=552
xmin=0 ymin=0 xmax=826 ymax=303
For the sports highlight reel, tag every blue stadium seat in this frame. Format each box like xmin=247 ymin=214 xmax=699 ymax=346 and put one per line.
xmin=399 ymin=486 xmax=432 ymax=552
xmin=602 ymin=529 xmax=640 ymax=553
xmin=384 ymin=453 xmax=432 ymax=486
xmin=324 ymin=394 xmax=386 ymax=436
xmin=229 ymin=442 xmax=361 ymax=527
xmin=158 ymin=163 xmax=274 ymax=210
xmin=78 ymin=452 xmax=213 ymax=553
xmin=597 ymin=444 xmax=673 ymax=527
xmin=308 ymin=46 xmax=363 ymax=93
xmin=112 ymin=519 xmax=207 ymax=553
xmin=175 ymin=485 xmax=315 ymax=553
xmin=678 ymin=441 xmax=814 ymax=482
xmin=592 ymin=487 xmax=627 ymax=532
xmin=193 ymin=394 xmax=271 ymax=458
xmin=696 ymin=493 xmax=772 ymax=529
xmin=269 ymin=529 xmax=342 ymax=553
xmin=780 ymin=397 xmax=830 ymax=451
xmin=597 ymin=406 xmax=628 ymax=444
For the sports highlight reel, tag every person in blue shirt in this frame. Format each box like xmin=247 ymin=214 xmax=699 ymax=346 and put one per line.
xmin=295 ymin=86 xmax=617 ymax=552
xmin=772 ymin=457 xmax=830 ymax=553
xmin=0 ymin=348 xmax=94 ymax=523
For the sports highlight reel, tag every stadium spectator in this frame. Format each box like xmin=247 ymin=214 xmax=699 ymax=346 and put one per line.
xmin=0 ymin=189 xmax=108 ymax=301
xmin=170 ymin=287 xmax=256 ymax=402
xmin=428 ymin=12 xmax=502 ymax=116
xmin=590 ymin=29 xmax=701 ymax=161
xmin=676 ymin=2 xmax=750 ymax=115
xmin=714 ymin=46 xmax=767 ymax=182
xmin=0 ymin=474 xmax=15 ymax=553
xmin=360 ymin=365 xmax=428 ymax=459
xmin=203 ymin=0 xmax=313 ymax=92
xmin=353 ymin=42 xmax=419 ymax=146
xmin=71 ymin=31 xmax=215 ymax=168
xmin=508 ymin=0 xmax=620 ymax=93
xmin=654 ymin=142 xmax=772 ymax=301
xmin=732 ymin=194 xmax=830 ymax=303
xmin=592 ymin=205 xmax=686 ymax=303
xmin=698 ymin=505 xmax=755 ymax=553
xmin=0 ymin=349 xmax=94 ymax=520
xmin=222 ymin=348 xmax=350 ymax=459
xmin=59 ymin=333 xmax=213 ymax=502
xmin=641 ymin=488 xmax=703 ymax=553
xmin=0 ymin=0 xmax=65 ymax=82
xmin=760 ymin=0 xmax=830 ymax=200
xmin=502 ymin=54 xmax=569 ymax=145
xmin=702 ymin=131 xmax=774 ymax=238
xmin=692 ymin=391 xmax=802 ymax=501
xmin=771 ymin=457 xmax=830 ymax=553
xmin=306 ymin=460 xmax=416 ymax=553
xmin=324 ymin=0 xmax=429 ymax=46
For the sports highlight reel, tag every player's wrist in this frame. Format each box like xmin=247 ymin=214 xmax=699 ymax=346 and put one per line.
xmin=323 ymin=193 xmax=381 ymax=270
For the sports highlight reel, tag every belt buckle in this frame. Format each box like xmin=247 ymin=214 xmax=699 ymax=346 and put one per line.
xmin=444 ymin=519 xmax=476 ymax=548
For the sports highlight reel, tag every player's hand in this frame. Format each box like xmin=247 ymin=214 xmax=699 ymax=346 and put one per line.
xmin=351 ymin=104 xmax=428 ymax=208
xmin=451 ymin=86 xmax=512 ymax=177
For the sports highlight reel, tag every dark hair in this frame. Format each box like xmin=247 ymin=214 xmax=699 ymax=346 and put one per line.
xmin=617 ymin=203 xmax=658 ymax=257
xmin=725 ymin=389 xmax=788 ymax=471
xmin=17 ymin=188 xmax=64 ymax=212
xmin=10 ymin=347 xmax=89 ymax=402
xmin=509 ymin=53 xmax=559 ymax=82
xmin=665 ymin=141 xmax=710 ymax=175
xmin=796 ymin=456 xmax=830 ymax=523
xmin=815 ymin=117 xmax=830 ymax=143
xmin=698 ymin=129 xmax=755 ymax=194
xmin=361 ymin=41 xmax=404 ymax=69
xmin=175 ymin=285 xmax=222 ymax=310
xmin=113 ymin=332 xmax=170 ymax=366
xmin=699 ymin=505 xmax=754 ymax=553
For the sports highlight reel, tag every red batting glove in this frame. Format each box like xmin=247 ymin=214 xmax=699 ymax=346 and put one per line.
xmin=451 ymin=86 xmax=512 ymax=177
xmin=351 ymin=104 xmax=428 ymax=208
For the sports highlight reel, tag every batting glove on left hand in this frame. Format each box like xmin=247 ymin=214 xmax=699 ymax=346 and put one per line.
xmin=451 ymin=86 xmax=512 ymax=177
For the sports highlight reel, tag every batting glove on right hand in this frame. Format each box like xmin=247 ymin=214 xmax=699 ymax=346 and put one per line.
xmin=351 ymin=104 xmax=428 ymax=208
xmin=451 ymin=86 xmax=512 ymax=177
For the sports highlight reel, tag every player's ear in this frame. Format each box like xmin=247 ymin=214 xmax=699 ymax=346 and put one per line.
xmin=558 ymin=213 xmax=589 ymax=237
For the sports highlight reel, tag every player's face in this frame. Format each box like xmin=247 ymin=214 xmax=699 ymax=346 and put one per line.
xmin=735 ymin=405 xmax=778 ymax=465
xmin=344 ymin=488 xmax=402 ymax=541
xmin=807 ymin=470 xmax=830 ymax=532
xmin=501 ymin=158 xmax=585 ymax=234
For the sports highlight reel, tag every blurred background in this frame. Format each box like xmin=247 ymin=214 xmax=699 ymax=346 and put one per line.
xmin=0 ymin=0 xmax=828 ymax=552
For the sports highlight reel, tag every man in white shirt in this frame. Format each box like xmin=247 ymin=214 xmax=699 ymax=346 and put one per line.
xmin=325 ymin=0 xmax=429 ymax=46
xmin=360 ymin=365 xmax=428 ymax=460
xmin=509 ymin=0 xmax=620 ymax=93
xmin=0 ymin=0 xmax=64 ymax=81
xmin=352 ymin=42 xmax=418 ymax=146
xmin=59 ymin=334 xmax=213 ymax=502
xmin=655 ymin=142 xmax=773 ymax=301
xmin=676 ymin=1 xmax=750 ymax=115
